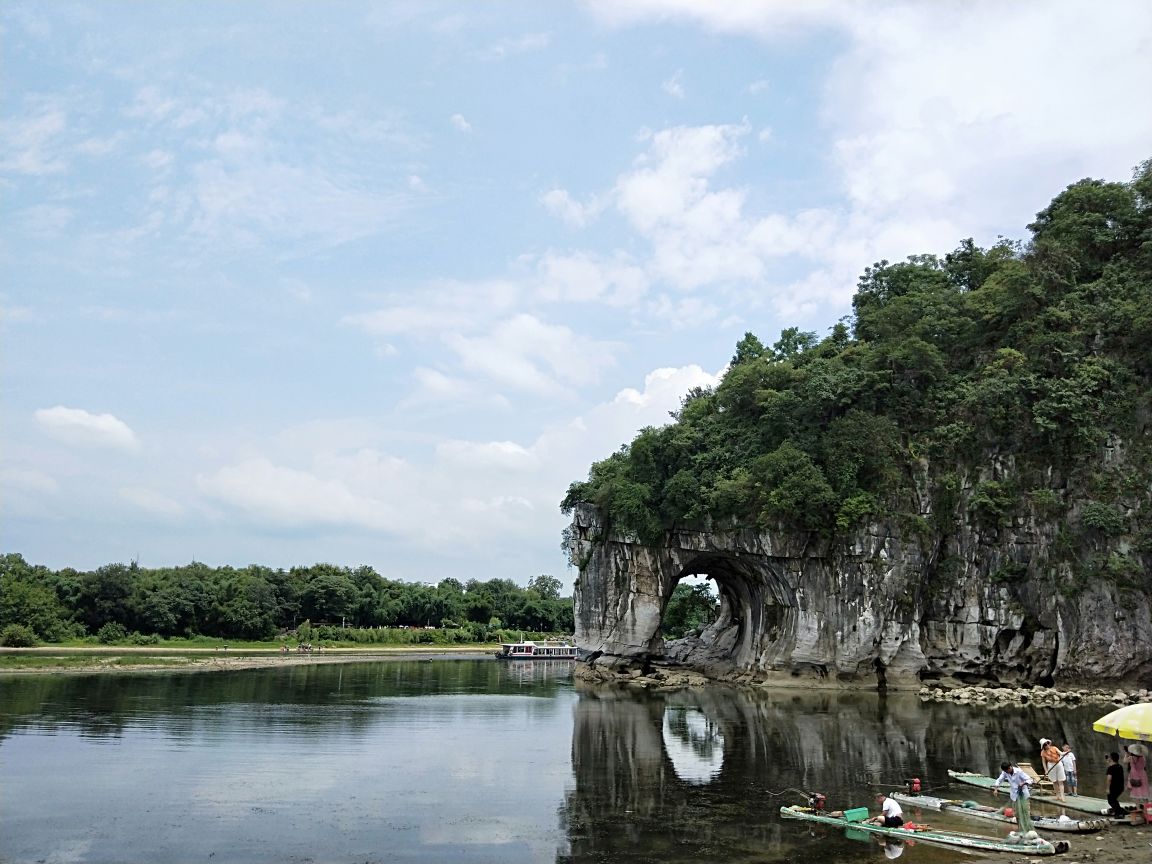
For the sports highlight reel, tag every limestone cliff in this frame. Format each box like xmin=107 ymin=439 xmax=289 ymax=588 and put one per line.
xmin=569 ymin=494 xmax=1152 ymax=689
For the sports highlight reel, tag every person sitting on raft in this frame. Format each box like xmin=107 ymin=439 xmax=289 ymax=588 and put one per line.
xmin=868 ymin=792 xmax=905 ymax=828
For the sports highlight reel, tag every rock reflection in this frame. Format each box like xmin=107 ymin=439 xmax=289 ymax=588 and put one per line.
xmin=560 ymin=683 xmax=1112 ymax=864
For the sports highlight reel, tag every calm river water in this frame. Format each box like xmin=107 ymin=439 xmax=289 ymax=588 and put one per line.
xmin=0 ymin=660 xmax=1119 ymax=864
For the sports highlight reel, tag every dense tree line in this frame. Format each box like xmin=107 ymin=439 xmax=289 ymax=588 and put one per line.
xmin=564 ymin=161 xmax=1152 ymax=593
xmin=0 ymin=553 xmax=573 ymax=644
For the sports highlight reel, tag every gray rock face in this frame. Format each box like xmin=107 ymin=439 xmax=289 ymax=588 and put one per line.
xmin=569 ymin=503 xmax=1152 ymax=689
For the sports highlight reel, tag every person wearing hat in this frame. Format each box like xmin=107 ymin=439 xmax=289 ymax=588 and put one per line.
xmin=1039 ymin=738 xmax=1067 ymax=802
xmin=993 ymin=762 xmax=1034 ymax=833
xmin=1124 ymin=743 xmax=1148 ymax=802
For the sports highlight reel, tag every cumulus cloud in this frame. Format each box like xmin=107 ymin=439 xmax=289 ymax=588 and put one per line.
xmin=450 ymin=113 xmax=472 ymax=133
xmin=34 ymin=406 xmax=139 ymax=450
xmin=540 ymin=188 xmax=603 ymax=227
xmin=444 ymin=313 xmax=618 ymax=395
xmin=196 ymin=363 xmax=720 ymax=554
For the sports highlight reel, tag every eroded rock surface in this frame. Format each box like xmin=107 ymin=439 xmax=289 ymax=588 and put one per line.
xmin=569 ymin=503 xmax=1152 ymax=689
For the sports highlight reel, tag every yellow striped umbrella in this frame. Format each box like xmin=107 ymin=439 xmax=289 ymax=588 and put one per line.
xmin=1093 ymin=703 xmax=1152 ymax=743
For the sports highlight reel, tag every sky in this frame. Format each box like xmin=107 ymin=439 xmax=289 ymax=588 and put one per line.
xmin=3 ymin=1 xmax=1151 ymax=591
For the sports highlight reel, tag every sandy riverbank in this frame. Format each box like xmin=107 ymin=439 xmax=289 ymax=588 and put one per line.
xmin=972 ymin=821 xmax=1150 ymax=863
xmin=0 ymin=645 xmax=496 ymax=674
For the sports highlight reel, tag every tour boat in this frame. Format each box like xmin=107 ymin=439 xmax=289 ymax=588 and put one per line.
xmin=495 ymin=640 xmax=578 ymax=660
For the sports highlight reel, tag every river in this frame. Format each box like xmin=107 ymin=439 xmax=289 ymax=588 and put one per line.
xmin=0 ymin=660 xmax=1121 ymax=863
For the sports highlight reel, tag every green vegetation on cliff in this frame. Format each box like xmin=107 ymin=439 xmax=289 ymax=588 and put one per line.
xmin=563 ymin=161 xmax=1152 ymax=590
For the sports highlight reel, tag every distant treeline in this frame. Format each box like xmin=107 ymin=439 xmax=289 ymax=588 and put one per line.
xmin=0 ymin=553 xmax=573 ymax=644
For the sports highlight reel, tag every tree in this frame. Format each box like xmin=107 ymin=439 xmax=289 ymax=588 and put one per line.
xmin=527 ymin=575 xmax=562 ymax=601
xmin=661 ymin=582 xmax=719 ymax=638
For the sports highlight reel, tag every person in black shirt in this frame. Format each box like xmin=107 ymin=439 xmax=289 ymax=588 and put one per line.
xmin=1106 ymin=751 xmax=1126 ymax=817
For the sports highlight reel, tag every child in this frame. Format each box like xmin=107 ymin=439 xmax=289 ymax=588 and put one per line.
xmin=1061 ymin=743 xmax=1078 ymax=796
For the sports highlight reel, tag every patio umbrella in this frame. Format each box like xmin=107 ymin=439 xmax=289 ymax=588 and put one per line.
xmin=1093 ymin=703 xmax=1152 ymax=742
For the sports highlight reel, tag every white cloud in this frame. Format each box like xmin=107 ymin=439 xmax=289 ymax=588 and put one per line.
xmin=477 ymin=32 xmax=551 ymax=60
xmin=1 ymin=467 xmax=59 ymax=495
xmin=444 ymin=313 xmax=618 ymax=395
xmin=450 ymin=113 xmax=472 ymax=133
xmin=34 ymin=406 xmax=139 ymax=450
xmin=197 ymin=456 xmax=399 ymax=531
xmin=747 ymin=78 xmax=771 ymax=94
xmin=540 ymin=188 xmax=603 ymax=227
xmin=196 ymin=363 xmax=720 ymax=557
xmin=534 ymin=250 xmax=648 ymax=306
xmin=662 ymin=71 xmax=685 ymax=99
xmin=120 ymin=487 xmax=184 ymax=517
xmin=0 ymin=102 xmax=69 ymax=175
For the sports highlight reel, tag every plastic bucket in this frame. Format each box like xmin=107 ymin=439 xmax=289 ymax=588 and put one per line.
xmin=843 ymin=807 xmax=870 ymax=823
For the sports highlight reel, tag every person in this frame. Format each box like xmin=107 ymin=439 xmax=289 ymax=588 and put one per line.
xmin=1039 ymin=738 xmax=1067 ymax=801
xmin=1124 ymin=743 xmax=1149 ymax=802
xmin=878 ymin=838 xmax=904 ymax=859
xmin=993 ymin=761 xmax=1034 ymax=833
xmin=1061 ymin=743 xmax=1078 ymax=796
xmin=869 ymin=791 xmax=904 ymax=828
xmin=1106 ymin=752 xmax=1127 ymax=817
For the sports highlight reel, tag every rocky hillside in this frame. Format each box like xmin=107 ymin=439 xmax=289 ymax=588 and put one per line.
xmin=564 ymin=162 xmax=1152 ymax=688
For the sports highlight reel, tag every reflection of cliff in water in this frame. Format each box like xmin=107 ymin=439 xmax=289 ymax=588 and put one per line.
xmin=559 ymin=684 xmax=1109 ymax=863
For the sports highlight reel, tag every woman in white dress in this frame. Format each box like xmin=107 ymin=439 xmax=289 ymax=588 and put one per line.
xmin=1039 ymin=738 xmax=1067 ymax=802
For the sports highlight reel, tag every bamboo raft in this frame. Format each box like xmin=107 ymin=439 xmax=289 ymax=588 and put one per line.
xmin=893 ymin=792 xmax=1108 ymax=833
xmin=779 ymin=805 xmax=1068 ymax=855
xmin=948 ymin=769 xmax=1137 ymax=816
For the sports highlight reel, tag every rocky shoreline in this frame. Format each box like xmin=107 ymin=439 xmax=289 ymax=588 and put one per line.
xmin=919 ymin=682 xmax=1152 ymax=708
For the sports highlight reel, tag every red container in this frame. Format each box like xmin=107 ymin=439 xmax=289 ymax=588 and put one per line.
xmin=1143 ymin=801 xmax=1152 ymax=823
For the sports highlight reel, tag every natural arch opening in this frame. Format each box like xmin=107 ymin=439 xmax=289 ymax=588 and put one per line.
xmin=659 ymin=553 xmax=796 ymax=672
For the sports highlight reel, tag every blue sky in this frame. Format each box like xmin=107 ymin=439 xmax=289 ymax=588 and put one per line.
xmin=3 ymin=1 xmax=1151 ymax=589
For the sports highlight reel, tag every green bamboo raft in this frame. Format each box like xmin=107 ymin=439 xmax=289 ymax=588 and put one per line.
xmin=892 ymin=792 xmax=1108 ymax=833
xmin=779 ymin=805 xmax=1068 ymax=855
xmin=948 ymin=769 xmax=1136 ymax=816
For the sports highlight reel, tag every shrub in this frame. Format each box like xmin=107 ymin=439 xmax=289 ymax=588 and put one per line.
xmin=96 ymin=622 xmax=128 ymax=644
xmin=1080 ymin=501 xmax=1126 ymax=536
xmin=128 ymin=631 xmax=160 ymax=645
xmin=0 ymin=623 xmax=38 ymax=647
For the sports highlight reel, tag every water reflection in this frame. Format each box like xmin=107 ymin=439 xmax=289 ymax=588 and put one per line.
xmin=662 ymin=705 xmax=724 ymax=784
xmin=562 ymin=684 xmax=1115 ymax=864
xmin=0 ymin=663 xmax=1120 ymax=864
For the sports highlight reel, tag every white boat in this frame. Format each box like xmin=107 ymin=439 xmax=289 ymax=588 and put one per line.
xmin=495 ymin=640 xmax=578 ymax=660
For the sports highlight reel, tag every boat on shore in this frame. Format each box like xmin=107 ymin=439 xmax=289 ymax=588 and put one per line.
xmin=779 ymin=805 xmax=1067 ymax=855
xmin=948 ymin=770 xmax=1136 ymax=816
xmin=892 ymin=792 xmax=1108 ymax=833
xmin=494 ymin=640 xmax=578 ymax=660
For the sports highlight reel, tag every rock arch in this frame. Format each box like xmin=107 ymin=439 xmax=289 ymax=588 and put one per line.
xmin=566 ymin=502 xmax=1133 ymax=687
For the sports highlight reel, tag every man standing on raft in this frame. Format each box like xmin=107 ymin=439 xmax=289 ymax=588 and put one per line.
xmin=992 ymin=762 xmax=1035 ymax=834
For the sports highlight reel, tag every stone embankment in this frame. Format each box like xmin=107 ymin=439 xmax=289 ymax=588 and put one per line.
xmin=919 ymin=683 xmax=1152 ymax=709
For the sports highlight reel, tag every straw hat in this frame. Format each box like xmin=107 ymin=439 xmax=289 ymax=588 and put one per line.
xmin=1127 ymin=743 xmax=1147 ymax=757
xmin=1039 ymin=738 xmax=1051 ymax=746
